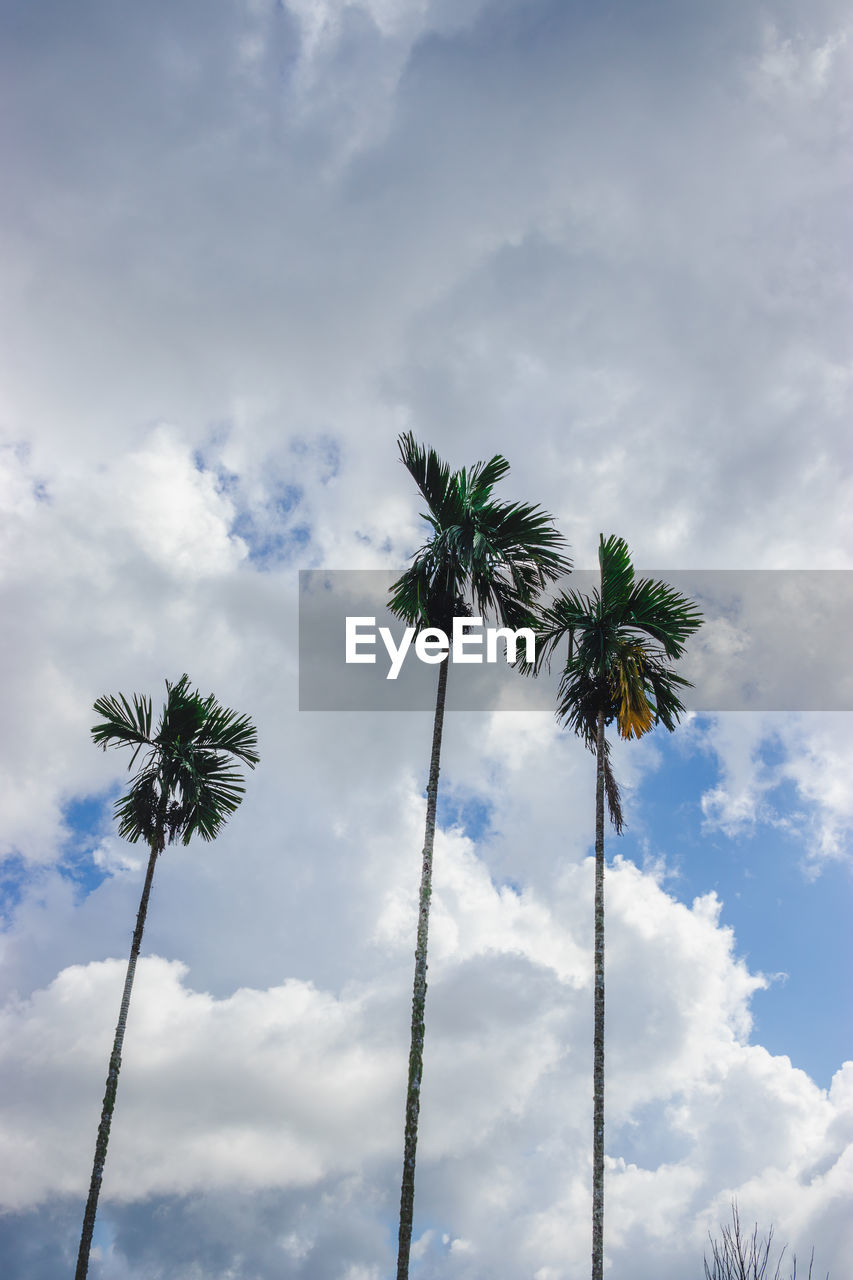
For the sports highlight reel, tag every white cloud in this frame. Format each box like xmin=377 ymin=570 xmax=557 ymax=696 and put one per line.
xmin=108 ymin=427 xmax=247 ymax=578
xmin=0 ymin=957 xmax=398 ymax=1208
xmin=697 ymin=713 xmax=853 ymax=869
xmin=1 ymin=835 xmax=850 ymax=1274
xmin=0 ymin=429 xmax=254 ymax=862
xmin=1 ymin=0 xmax=851 ymax=1274
xmin=752 ymin=23 xmax=850 ymax=102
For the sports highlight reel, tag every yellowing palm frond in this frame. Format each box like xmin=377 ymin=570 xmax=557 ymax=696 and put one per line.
xmin=611 ymin=642 xmax=655 ymax=741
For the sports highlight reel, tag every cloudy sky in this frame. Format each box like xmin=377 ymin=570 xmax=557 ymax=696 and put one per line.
xmin=1 ymin=1 xmax=851 ymax=1277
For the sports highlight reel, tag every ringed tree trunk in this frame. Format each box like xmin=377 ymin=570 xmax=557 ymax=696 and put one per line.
xmin=75 ymin=832 xmax=163 ymax=1280
xmin=592 ymin=707 xmax=606 ymax=1280
xmin=396 ymin=656 xmax=449 ymax=1280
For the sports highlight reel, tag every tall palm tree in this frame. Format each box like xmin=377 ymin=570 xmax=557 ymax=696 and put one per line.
xmin=75 ymin=674 xmax=259 ymax=1280
xmin=389 ymin=432 xmax=571 ymax=1280
xmin=534 ymin=535 xmax=701 ymax=1280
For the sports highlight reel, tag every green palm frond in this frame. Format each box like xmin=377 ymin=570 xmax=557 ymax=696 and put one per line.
xmin=624 ymin=576 xmax=704 ymax=659
xmin=391 ymin=433 xmax=571 ymax=632
xmin=92 ymin=675 xmax=259 ymax=851
xmin=167 ymin=754 xmax=248 ymax=844
xmin=536 ymin=533 xmax=701 ymax=830
xmin=398 ymin=431 xmax=459 ymax=531
xmin=466 ymin=453 xmax=511 ymax=501
xmin=193 ymin=705 xmax=261 ymax=767
xmin=479 ymin=499 xmax=572 ymax=583
xmin=598 ymin=533 xmax=635 ymax=617
xmin=528 ymin=588 xmax=597 ymax=676
xmin=113 ymin=771 xmax=160 ymax=844
xmin=91 ymin=691 xmax=154 ymax=769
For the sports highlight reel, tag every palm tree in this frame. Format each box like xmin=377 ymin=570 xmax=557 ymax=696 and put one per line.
xmin=389 ymin=432 xmax=571 ymax=1280
xmin=534 ymin=535 xmax=702 ymax=1280
xmin=75 ymin=674 xmax=259 ymax=1280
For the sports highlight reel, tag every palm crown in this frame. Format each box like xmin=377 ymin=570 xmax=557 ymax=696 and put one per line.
xmin=536 ymin=534 xmax=703 ymax=743
xmin=389 ymin=431 xmax=572 ymax=630
xmin=535 ymin=534 xmax=703 ymax=826
xmin=92 ymin=674 xmax=260 ymax=852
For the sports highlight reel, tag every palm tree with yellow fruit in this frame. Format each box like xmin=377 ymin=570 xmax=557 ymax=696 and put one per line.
xmin=534 ymin=535 xmax=702 ymax=1280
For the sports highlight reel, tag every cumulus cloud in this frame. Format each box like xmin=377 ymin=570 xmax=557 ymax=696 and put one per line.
xmin=697 ymin=713 xmax=853 ymax=869
xmin=0 ymin=429 xmax=253 ymax=862
xmin=1 ymin=841 xmax=850 ymax=1276
xmin=1 ymin=0 xmax=851 ymax=1275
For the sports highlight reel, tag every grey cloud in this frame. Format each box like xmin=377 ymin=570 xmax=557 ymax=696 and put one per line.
xmin=1 ymin=0 xmax=851 ymax=1276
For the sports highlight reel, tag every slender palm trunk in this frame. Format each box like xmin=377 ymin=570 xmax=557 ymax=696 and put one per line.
xmin=75 ymin=838 xmax=161 ymax=1280
xmin=591 ymin=708 xmax=606 ymax=1280
xmin=396 ymin=656 xmax=449 ymax=1280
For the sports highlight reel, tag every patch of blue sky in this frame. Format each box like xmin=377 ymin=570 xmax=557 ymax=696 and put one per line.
xmin=190 ymin=443 xmax=312 ymax=565
xmin=0 ymin=853 xmax=30 ymax=924
xmin=612 ymin=1098 xmax=692 ymax=1170
xmin=91 ymin=1214 xmax=118 ymax=1267
xmin=57 ymin=792 xmax=117 ymax=901
xmin=380 ymin=1209 xmax=456 ymax=1268
xmin=223 ymin=477 xmax=310 ymax=566
xmin=231 ymin=507 xmax=311 ymax=567
xmin=498 ymin=876 xmax=523 ymax=896
xmin=748 ymin=730 xmax=789 ymax=772
xmin=436 ymin=788 xmax=493 ymax=843
xmin=274 ymin=484 xmax=303 ymax=515
xmin=0 ymin=793 xmax=117 ymax=924
xmin=213 ymin=467 xmax=241 ymax=497
xmin=620 ymin=724 xmax=852 ymax=1088
xmin=191 ymin=432 xmax=239 ymax=490
xmin=435 ymin=789 xmax=526 ymax=893
xmin=192 ymin=446 xmax=209 ymax=474
xmin=205 ymin=433 xmax=341 ymax=565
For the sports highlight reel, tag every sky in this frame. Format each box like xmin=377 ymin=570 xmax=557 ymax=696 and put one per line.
xmin=0 ymin=1 xmax=851 ymax=1277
